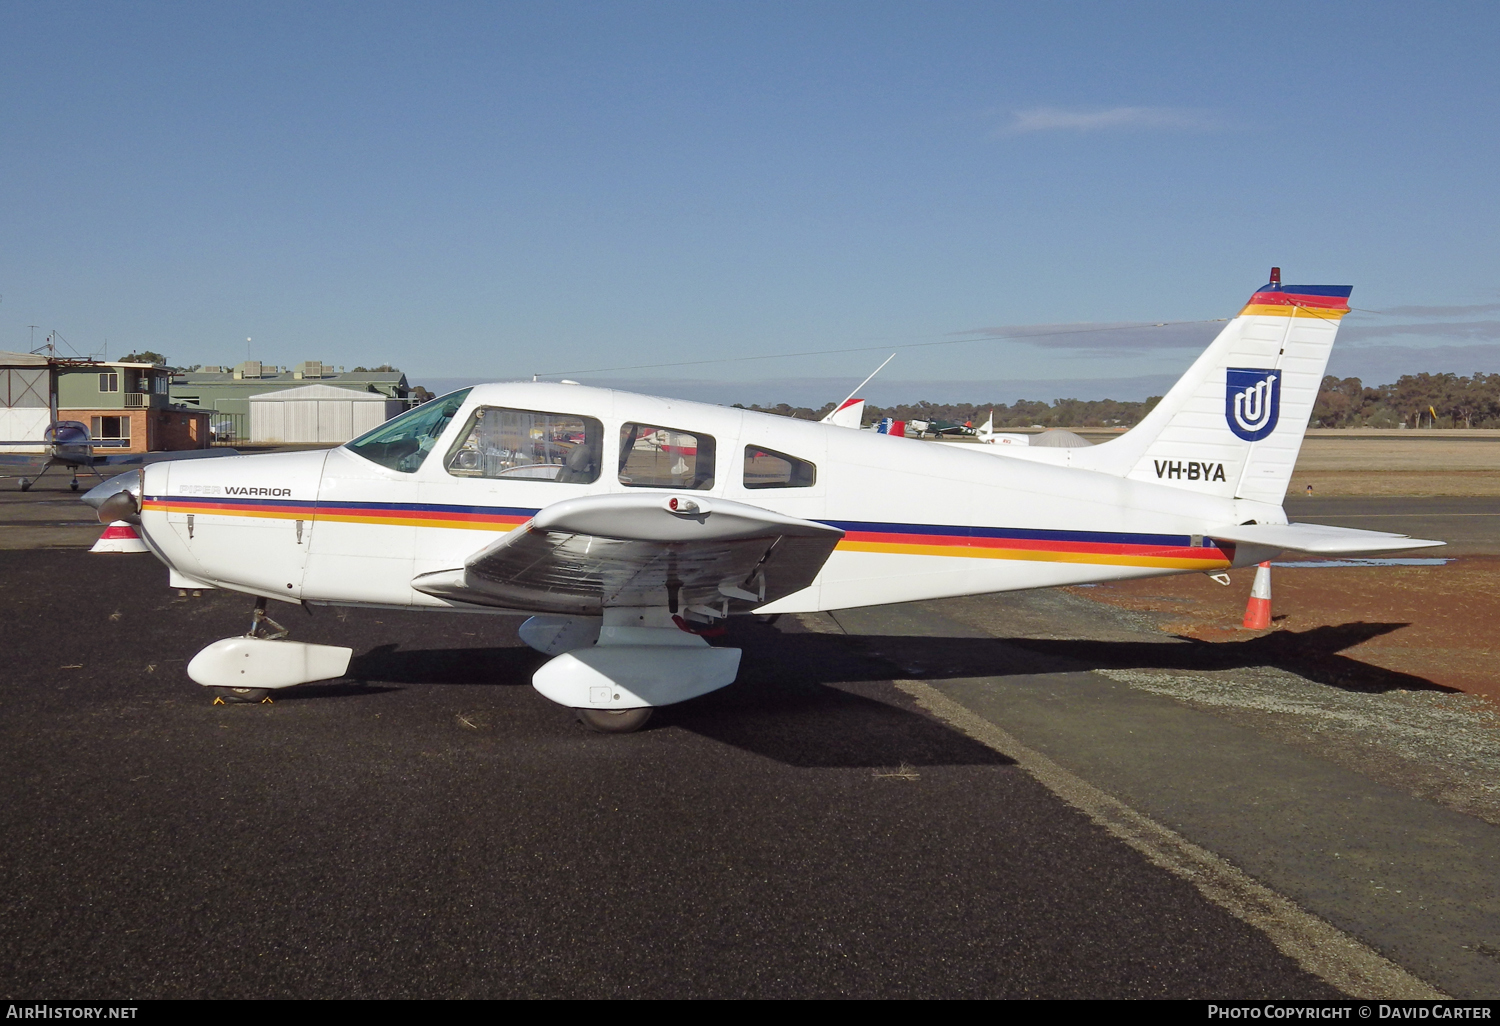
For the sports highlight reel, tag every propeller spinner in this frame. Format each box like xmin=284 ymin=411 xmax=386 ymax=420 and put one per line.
xmin=82 ymin=471 xmax=142 ymax=525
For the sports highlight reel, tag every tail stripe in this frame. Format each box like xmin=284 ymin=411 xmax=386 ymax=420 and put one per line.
xmin=1065 ymin=276 xmax=1351 ymax=508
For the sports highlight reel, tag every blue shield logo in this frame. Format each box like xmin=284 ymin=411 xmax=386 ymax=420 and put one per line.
xmin=1225 ymin=368 xmax=1280 ymax=441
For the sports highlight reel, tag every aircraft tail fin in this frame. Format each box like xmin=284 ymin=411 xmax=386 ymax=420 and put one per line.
xmin=823 ymin=398 xmax=865 ymax=430
xmin=1072 ymin=272 xmax=1350 ymax=505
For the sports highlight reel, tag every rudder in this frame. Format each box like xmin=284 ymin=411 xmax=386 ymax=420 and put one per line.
xmin=1072 ymin=272 xmax=1351 ymax=505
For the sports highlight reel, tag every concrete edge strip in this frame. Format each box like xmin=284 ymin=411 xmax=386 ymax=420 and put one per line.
xmin=793 ymin=612 xmax=1444 ymax=997
xmin=888 ymin=675 xmax=1446 ymax=999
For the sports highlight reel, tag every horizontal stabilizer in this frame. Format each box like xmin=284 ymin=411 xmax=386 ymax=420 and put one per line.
xmin=1207 ymin=522 xmax=1444 ymax=555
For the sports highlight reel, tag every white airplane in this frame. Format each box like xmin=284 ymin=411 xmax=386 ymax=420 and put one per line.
xmin=0 ymin=420 xmax=237 ymax=491
xmin=820 ymin=353 xmax=893 ymax=430
xmin=823 ymin=398 xmax=865 ymax=430
xmin=83 ymin=272 xmax=1441 ymax=730
xmin=971 ymin=413 xmax=1032 ymax=447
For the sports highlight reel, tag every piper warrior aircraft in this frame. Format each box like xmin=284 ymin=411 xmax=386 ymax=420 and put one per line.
xmin=84 ymin=272 xmax=1441 ymax=731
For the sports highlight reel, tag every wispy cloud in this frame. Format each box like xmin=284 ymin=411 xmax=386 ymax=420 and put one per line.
xmin=1375 ymin=303 xmax=1500 ymax=318
xmin=1000 ymin=106 xmax=1219 ymax=135
xmin=951 ymin=321 xmax=1220 ymax=350
xmin=1341 ymin=320 xmax=1500 ymax=344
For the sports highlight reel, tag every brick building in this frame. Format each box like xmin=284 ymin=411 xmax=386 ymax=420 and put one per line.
xmin=55 ymin=360 xmax=212 ymax=454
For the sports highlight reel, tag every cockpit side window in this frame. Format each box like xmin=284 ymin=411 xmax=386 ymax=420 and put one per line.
xmin=618 ymin=423 xmax=715 ymax=490
xmin=346 ymin=388 xmax=472 ymax=473
xmin=743 ymin=446 xmax=816 ymax=489
xmin=445 ymin=407 xmax=603 ymax=483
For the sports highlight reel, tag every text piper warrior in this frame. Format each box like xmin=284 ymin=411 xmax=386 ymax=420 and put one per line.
xmin=84 ymin=272 xmax=1441 ymax=731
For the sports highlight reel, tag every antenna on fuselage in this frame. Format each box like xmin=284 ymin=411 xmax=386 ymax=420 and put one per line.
xmin=833 ymin=353 xmax=895 ymax=412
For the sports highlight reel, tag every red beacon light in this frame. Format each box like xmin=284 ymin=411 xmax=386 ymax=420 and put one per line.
xmin=1269 ymin=266 xmax=1281 ymax=286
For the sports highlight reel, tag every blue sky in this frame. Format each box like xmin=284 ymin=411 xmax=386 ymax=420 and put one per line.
xmin=2 ymin=1 xmax=1497 ymax=404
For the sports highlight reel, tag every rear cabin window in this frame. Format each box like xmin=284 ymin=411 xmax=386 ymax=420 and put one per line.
xmin=618 ymin=423 xmax=715 ymax=490
xmin=743 ymin=446 xmax=816 ymax=489
xmin=445 ymin=408 xmax=603 ymax=483
xmin=346 ymin=388 xmax=471 ymax=473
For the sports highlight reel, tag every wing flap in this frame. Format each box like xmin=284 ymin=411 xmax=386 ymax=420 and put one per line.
xmin=412 ymin=493 xmax=844 ymax=615
xmin=1208 ymin=522 xmax=1444 ymax=555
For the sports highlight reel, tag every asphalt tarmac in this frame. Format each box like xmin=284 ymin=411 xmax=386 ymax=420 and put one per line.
xmin=1284 ymin=496 xmax=1500 ymax=556
xmin=2 ymin=482 xmax=1496 ymax=999
xmin=1 ymin=549 xmax=1345 ymax=999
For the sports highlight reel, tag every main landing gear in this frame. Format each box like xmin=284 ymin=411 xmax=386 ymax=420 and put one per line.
xmin=524 ymin=606 xmax=742 ymax=735
xmin=577 ymin=707 xmax=654 ymax=733
xmin=18 ymin=461 xmax=99 ymax=492
xmin=20 ymin=474 xmax=75 ymax=491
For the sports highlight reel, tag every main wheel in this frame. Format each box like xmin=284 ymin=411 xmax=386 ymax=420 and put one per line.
xmin=19 ymin=479 xmax=30 ymax=492
xmin=577 ymin=707 xmax=653 ymax=733
xmin=212 ymin=686 xmax=271 ymax=704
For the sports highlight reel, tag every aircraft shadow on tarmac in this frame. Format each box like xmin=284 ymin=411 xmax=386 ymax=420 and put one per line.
xmin=322 ymin=618 xmax=1448 ymax=768
xmin=339 ymin=633 xmax=1015 ymax=769
xmin=347 ymin=642 xmax=545 ymax=686
xmin=846 ymin=621 xmax=1455 ymax=696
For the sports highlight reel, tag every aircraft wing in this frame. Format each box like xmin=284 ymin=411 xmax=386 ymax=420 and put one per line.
xmin=411 ymin=492 xmax=845 ymax=616
xmin=96 ymin=448 xmax=241 ymax=466
xmin=1207 ymin=522 xmax=1444 ymax=555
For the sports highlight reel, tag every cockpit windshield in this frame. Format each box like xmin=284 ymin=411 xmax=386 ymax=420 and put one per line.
xmin=346 ymin=389 xmax=472 ymax=473
xmin=46 ymin=421 xmax=90 ymax=446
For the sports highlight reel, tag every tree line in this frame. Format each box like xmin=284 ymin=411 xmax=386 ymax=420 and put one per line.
xmin=736 ymin=371 xmax=1500 ymax=429
xmin=733 ymin=397 xmax=1161 ymax=428
xmin=1312 ymin=372 xmax=1500 ymax=428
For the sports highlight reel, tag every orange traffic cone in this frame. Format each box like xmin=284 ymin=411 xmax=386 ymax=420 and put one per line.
xmin=90 ymin=520 xmax=149 ymax=553
xmin=1242 ymin=561 xmax=1272 ymax=629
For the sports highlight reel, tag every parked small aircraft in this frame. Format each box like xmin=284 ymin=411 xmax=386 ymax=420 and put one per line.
xmin=84 ymin=272 xmax=1441 ymax=729
xmin=972 ymin=413 xmax=1033 ymax=447
xmin=820 ymin=353 xmax=893 ymax=430
xmin=1 ymin=421 xmax=236 ymax=491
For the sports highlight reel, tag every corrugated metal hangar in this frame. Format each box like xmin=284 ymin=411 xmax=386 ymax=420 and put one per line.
xmin=249 ymin=384 xmax=406 ymax=444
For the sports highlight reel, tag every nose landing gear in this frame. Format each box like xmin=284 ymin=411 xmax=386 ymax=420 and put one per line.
xmin=191 ymin=597 xmax=351 ymax=704
xmin=212 ymin=687 xmax=272 ymax=705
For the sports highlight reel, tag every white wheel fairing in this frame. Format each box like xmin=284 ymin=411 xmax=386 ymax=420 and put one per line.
xmin=532 ymin=645 xmax=741 ymax=709
xmin=187 ymin=637 xmax=354 ymax=690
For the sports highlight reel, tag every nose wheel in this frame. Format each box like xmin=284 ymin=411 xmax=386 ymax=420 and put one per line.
xmin=212 ymin=687 xmax=272 ymax=705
